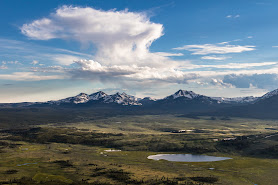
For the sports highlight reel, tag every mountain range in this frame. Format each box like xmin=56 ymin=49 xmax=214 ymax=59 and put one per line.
xmin=1 ymin=89 xmax=278 ymax=119
xmin=1 ymin=89 xmax=277 ymax=106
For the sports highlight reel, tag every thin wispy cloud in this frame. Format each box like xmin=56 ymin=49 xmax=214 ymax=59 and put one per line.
xmin=0 ymin=72 xmax=64 ymax=81
xmin=226 ymin=15 xmax=240 ymax=19
xmin=197 ymin=62 xmax=277 ymax=69
xmin=154 ymin=52 xmax=184 ymax=57
xmin=31 ymin=60 xmax=39 ymax=65
xmin=0 ymin=38 xmax=94 ymax=65
xmin=201 ymin=56 xmax=231 ymax=60
xmin=173 ymin=43 xmax=255 ymax=55
xmin=0 ymin=65 xmax=8 ymax=69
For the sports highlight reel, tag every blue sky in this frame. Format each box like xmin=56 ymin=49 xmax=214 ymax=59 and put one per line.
xmin=1 ymin=0 xmax=278 ymax=102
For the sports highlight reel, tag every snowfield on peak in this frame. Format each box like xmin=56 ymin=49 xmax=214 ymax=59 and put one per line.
xmin=46 ymin=91 xmax=141 ymax=106
xmin=89 ymin=91 xmax=108 ymax=100
xmin=211 ymin=96 xmax=258 ymax=104
xmin=47 ymin=93 xmax=90 ymax=105
xmin=103 ymin=92 xmax=141 ymax=105
xmin=166 ymin=90 xmax=200 ymax=99
xmin=260 ymin=89 xmax=278 ymax=100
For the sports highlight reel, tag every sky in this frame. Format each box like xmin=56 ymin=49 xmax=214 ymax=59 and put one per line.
xmin=1 ymin=0 xmax=278 ymax=103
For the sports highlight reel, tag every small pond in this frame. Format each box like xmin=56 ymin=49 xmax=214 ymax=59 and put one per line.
xmin=147 ymin=154 xmax=232 ymax=162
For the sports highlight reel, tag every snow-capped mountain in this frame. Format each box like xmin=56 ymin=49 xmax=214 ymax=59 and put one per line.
xmin=103 ymin=92 xmax=141 ymax=105
xmin=89 ymin=91 xmax=108 ymax=100
xmin=211 ymin=96 xmax=258 ymax=104
xmin=47 ymin=93 xmax=90 ymax=105
xmin=46 ymin=91 xmax=141 ymax=106
xmin=41 ymin=89 xmax=262 ymax=106
xmin=162 ymin=90 xmax=259 ymax=105
xmin=138 ymin=97 xmax=157 ymax=105
xmin=165 ymin=90 xmax=200 ymax=99
xmin=1 ymin=88 xmax=278 ymax=119
xmin=158 ymin=90 xmax=219 ymax=108
xmin=1 ymin=88 xmax=278 ymax=109
xmin=260 ymin=89 xmax=278 ymax=100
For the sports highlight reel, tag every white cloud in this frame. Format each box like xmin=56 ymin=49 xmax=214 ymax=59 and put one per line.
xmin=2 ymin=61 xmax=20 ymax=65
xmin=201 ymin=55 xmax=231 ymax=60
xmin=70 ymin=59 xmax=197 ymax=84
xmin=154 ymin=52 xmax=184 ymax=57
xmin=223 ymin=74 xmax=278 ymax=90
xmin=51 ymin=54 xmax=84 ymax=65
xmin=173 ymin=43 xmax=255 ymax=55
xmin=21 ymin=6 xmax=165 ymax=67
xmin=0 ymin=65 xmax=7 ymax=69
xmin=31 ymin=60 xmax=39 ymax=65
xmin=218 ymin=41 xmax=229 ymax=45
xmin=184 ymin=65 xmax=278 ymax=78
xmin=226 ymin=15 xmax=240 ymax=19
xmin=0 ymin=61 xmax=7 ymax=69
xmin=0 ymin=72 xmax=64 ymax=81
xmin=19 ymin=5 xmax=277 ymax=95
xmin=210 ymin=78 xmax=234 ymax=88
xmin=20 ymin=5 xmax=195 ymax=87
xmin=31 ymin=65 xmax=65 ymax=73
xmin=195 ymin=62 xmax=277 ymax=69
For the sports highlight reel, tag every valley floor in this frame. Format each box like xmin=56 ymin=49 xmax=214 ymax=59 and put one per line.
xmin=1 ymin=115 xmax=278 ymax=185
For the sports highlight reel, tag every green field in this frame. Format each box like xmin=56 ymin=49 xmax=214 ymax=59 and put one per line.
xmin=1 ymin=115 xmax=278 ymax=184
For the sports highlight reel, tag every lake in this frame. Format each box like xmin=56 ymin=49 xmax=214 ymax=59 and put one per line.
xmin=147 ymin=154 xmax=232 ymax=162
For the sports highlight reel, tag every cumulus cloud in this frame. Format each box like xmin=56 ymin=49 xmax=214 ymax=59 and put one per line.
xmin=19 ymin=5 xmax=276 ymax=95
xmin=173 ymin=43 xmax=255 ymax=55
xmin=210 ymin=78 xmax=234 ymax=88
xmin=21 ymin=6 xmax=166 ymax=67
xmin=70 ymin=59 xmax=197 ymax=84
xmin=223 ymin=74 xmax=278 ymax=90
xmin=20 ymin=5 xmax=197 ymax=87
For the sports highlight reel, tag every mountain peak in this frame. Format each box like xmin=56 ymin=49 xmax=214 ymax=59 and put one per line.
xmin=103 ymin=92 xmax=141 ymax=105
xmin=169 ymin=89 xmax=199 ymax=99
xmin=261 ymin=88 xmax=278 ymax=100
xmin=89 ymin=91 xmax=108 ymax=100
xmin=121 ymin=92 xmax=128 ymax=96
xmin=73 ymin=93 xmax=89 ymax=104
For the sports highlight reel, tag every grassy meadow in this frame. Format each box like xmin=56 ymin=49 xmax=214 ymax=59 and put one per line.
xmin=0 ymin=115 xmax=278 ymax=184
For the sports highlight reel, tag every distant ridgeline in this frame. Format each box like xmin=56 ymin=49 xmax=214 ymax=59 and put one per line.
xmin=1 ymin=89 xmax=278 ymax=119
